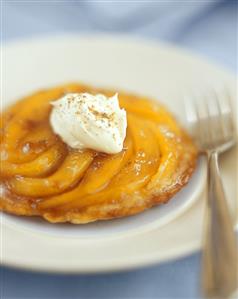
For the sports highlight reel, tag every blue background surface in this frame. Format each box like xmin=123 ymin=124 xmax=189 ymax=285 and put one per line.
xmin=1 ymin=1 xmax=237 ymax=298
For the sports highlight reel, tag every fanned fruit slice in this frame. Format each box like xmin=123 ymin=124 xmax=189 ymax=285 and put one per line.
xmin=0 ymin=83 xmax=198 ymax=223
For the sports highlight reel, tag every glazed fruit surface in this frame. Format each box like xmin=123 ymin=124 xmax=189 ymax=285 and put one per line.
xmin=0 ymin=83 xmax=197 ymax=223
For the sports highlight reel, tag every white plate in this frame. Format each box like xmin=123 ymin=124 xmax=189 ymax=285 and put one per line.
xmin=1 ymin=35 xmax=237 ymax=273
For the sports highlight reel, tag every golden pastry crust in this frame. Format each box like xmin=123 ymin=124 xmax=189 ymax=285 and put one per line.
xmin=0 ymin=83 xmax=198 ymax=223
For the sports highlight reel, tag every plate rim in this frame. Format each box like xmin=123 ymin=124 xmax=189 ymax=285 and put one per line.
xmin=3 ymin=32 xmax=236 ymax=77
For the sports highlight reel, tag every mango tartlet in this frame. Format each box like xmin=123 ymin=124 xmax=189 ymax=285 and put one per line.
xmin=0 ymin=83 xmax=197 ymax=223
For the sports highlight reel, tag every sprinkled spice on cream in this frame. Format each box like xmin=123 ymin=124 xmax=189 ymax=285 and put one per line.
xmin=50 ymin=93 xmax=127 ymax=154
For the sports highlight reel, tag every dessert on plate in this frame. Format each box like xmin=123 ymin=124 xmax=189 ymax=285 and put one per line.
xmin=0 ymin=83 xmax=197 ymax=223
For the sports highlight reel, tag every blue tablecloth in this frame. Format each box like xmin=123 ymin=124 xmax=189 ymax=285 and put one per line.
xmin=1 ymin=1 xmax=237 ymax=298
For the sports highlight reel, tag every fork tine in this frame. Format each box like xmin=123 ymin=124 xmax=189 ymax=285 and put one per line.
xmin=184 ymin=96 xmax=197 ymax=124
xmin=195 ymin=94 xmax=211 ymax=149
xmin=216 ymin=89 xmax=235 ymax=142
xmin=204 ymin=94 xmax=213 ymax=144
xmin=194 ymin=100 xmax=204 ymax=147
xmin=213 ymin=90 xmax=226 ymax=139
xmin=184 ymin=95 xmax=200 ymax=139
xmin=224 ymin=88 xmax=236 ymax=135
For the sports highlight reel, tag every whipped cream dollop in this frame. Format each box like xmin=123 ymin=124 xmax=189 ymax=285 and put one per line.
xmin=50 ymin=92 xmax=127 ymax=154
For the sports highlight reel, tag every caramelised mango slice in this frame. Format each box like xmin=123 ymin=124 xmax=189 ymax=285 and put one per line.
xmin=79 ymin=134 xmax=133 ymax=194
xmin=0 ymin=83 xmax=197 ymax=224
xmin=109 ymin=114 xmax=160 ymax=190
xmin=1 ymin=143 xmax=66 ymax=178
xmin=8 ymin=150 xmax=94 ymax=197
xmin=1 ymin=124 xmax=59 ymax=169
xmin=2 ymin=90 xmax=61 ymax=163
xmin=120 ymin=96 xmax=180 ymax=134
xmin=38 ymin=134 xmax=133 ymax=209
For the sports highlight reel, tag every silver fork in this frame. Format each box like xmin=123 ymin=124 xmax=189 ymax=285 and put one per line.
xmin=185 ymin=90 xmax=238 ymax=299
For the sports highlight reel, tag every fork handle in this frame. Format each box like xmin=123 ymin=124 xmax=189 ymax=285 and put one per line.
xmin=202 ymin=151 xmax=238 ymax=299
